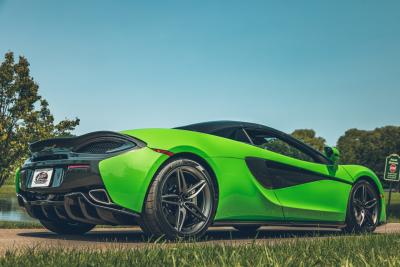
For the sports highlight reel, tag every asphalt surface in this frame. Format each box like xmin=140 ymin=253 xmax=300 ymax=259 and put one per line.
xmin=0 ymin=224 xmax=399 ymax=254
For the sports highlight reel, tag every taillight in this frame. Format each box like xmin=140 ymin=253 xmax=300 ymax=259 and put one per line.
xmin=68 ymin=165 xmax=90 ymax=170
xmin=151 ymin=148 xmax=174 ymax=157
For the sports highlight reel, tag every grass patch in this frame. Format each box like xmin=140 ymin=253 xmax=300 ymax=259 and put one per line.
xmin=0 ymin=221 xmax=42 ymax=229
xmin=1 ymin=234 xmax=400 ymax=266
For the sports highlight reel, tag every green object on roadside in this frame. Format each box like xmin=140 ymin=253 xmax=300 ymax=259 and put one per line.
xmin=384 ymin=154 xmax=400 ymax=181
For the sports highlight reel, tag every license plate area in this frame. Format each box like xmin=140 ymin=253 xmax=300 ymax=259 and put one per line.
xmin=30 ymin=168 xmax=54 ymax=188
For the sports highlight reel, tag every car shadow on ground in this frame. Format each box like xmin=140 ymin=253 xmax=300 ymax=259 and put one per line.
xmin=18 ymin=227 xmax=346 ymax=243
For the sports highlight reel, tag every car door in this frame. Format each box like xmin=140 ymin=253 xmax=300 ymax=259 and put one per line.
xmin=244 ymin=127 xmax=353 ymax=224
xmin=211 ymin=127 xmax=285 ymax=221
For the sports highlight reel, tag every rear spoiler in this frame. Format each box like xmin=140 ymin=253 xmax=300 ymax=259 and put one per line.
xmin=29 ymin=131 xmax=144 ymax=153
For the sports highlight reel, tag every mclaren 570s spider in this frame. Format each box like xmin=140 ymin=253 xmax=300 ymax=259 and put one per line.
xmin=16 ymin=121 xmax=386 ymax=239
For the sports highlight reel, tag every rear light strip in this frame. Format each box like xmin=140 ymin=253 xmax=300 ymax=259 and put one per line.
xmin=151 ymin=148 xmax=174 ymax=157
xmin=68 ymin=165 xmax=90 ymax=170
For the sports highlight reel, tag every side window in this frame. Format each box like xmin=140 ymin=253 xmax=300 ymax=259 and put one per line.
xmin=212 ymin=128 xmax=235 ymax=139
xmin=233 ymin=129 xmax=252 ymax=144
xmin=245 ymin=129 xmax=315 ymax=163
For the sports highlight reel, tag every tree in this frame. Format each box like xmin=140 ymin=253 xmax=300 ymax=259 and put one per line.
xmin=291 ymin=129 xmax=326 ymax=151
xmin=337 ymin=126 xmax=400 ymax=179
xmin=0 ymin=52 xmax=79 ymax=186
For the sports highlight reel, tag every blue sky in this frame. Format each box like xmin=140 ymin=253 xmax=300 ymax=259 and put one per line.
xmin=0 ymin=1 xmax=399 ymax=145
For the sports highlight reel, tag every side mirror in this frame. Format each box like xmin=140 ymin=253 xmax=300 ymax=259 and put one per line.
xmin=324 ymin=146 xmax=340 ymax=165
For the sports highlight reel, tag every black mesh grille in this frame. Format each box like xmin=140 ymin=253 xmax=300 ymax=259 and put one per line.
xmin=76 ymin=141 xmax=124 ymax=154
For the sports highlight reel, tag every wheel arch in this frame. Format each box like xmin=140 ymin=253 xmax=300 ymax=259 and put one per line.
xmin=140 ymin=151 xmax=220 ymax=213
xmin=355 ymin=176 xmax=381 ymax=196
xmin=169 ymin=152 xmax=219 ymax=192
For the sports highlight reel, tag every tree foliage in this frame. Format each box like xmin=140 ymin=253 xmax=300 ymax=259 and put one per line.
xmin=291 ymin=129 xmax=326 ymax=152
xmin=262 ymin=138 xmax=315 ymax=162
xmin=0 ymin=52 xmax=79 ymax=186
xmin=337 ymin=126 xmax=400 ymax=178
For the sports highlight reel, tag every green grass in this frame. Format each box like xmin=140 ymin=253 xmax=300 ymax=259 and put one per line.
xmin=1 ymin=234 xmax=400 ymax=266
xmin=0 ymin=221 xmax=42 ymax=229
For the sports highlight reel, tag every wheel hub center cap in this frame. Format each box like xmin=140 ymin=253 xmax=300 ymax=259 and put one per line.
xmin=178 ymin=196 xmax=186 ymax=206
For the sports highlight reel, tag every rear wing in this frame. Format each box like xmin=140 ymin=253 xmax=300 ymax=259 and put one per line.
xmin=29 ymin=131 xmax=145 ymax=153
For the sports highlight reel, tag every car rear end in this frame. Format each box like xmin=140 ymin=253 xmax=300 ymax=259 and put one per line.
xmin=16 ymin=131 xmax=145 ymax=226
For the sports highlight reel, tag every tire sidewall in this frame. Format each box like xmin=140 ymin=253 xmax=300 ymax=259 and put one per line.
xmin=346 ymin=180 xmax=380 ymax=233
xmin=153 ymin=158 xmax=217 ymax=239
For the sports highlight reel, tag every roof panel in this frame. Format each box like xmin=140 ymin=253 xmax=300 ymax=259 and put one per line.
xmin=175 ymin=120 xmax=267 ymax=134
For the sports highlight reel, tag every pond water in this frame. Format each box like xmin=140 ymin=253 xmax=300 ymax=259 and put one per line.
xmin=0 ymin=195 xmax=36 ymax=222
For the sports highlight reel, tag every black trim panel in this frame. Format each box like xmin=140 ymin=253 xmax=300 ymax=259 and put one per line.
xmin=245 ymin=157 xmax=352 ymax=189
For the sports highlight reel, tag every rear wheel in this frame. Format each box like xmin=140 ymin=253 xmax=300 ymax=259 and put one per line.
xmin=343 ymin=180 xmax=380 ymax=233
xmin=40 ymin=220 xmax=95 ymax=235
xmin=140 ymin=158 xmax=217 ymax=239
xmin=234 ymin=225 xmax=261 ymax=233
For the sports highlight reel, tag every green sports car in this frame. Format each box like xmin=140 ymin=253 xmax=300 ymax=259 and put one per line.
xmin=16 ymin=121 xmax=386 ymax=239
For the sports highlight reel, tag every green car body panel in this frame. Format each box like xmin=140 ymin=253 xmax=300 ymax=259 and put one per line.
xmin=95 ymin=128 xmax=386 ymax=224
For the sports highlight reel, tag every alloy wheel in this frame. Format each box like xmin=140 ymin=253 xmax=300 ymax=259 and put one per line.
xmin=352 ymin=183 xmax=379 ymax=227
xmin=159 ymin=165 xmax=212 ymax=235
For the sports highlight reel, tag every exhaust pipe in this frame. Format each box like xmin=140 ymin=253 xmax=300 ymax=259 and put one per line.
xmin=88 ymin=189 xmax=112 ymax=205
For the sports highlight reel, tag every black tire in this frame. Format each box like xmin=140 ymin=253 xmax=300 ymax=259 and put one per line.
xmin=140 ymin=158 xmax=217 ymax=239
xmin=137 ymin=217 xmax=153 ymax=237
xmin=234 ymin=225 xmax=261 ymax=233
xmin=40 ymin=220 xmax=95 ymax=235
xmin=343 ymin=180 xmax=380 ymax=234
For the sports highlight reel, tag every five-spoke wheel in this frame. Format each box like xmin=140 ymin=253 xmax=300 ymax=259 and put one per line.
xmin=140 ymin=158 xmax=217 ymax=239
xmin=343 ymin=180 xmax=379 ymax=233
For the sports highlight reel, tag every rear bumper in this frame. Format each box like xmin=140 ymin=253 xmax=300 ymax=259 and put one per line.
xmin=18 ymin=155 xmax=140 ymax=225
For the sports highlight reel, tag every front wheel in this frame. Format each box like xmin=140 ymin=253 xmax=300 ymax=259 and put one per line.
xmin=140 ymin=158 xmax=217 ymax=239
xmin=343 ymin=180 xmax=380 ymax=233
xmin=40 ymin=220 xmax=95 ymax=235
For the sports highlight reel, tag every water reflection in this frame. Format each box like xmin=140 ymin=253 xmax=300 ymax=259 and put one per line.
xmin=0 ymin=195 xmax=36 ymax=222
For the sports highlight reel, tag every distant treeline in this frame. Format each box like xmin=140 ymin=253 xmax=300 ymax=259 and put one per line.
xmin=292 ymin=126 xmax=400 ymax=182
